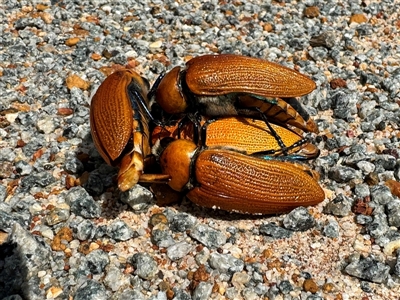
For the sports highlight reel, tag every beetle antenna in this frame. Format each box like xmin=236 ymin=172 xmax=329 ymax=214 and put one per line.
xmin=147 ymin=73 xmax=166 ymax=101
xmin=255 ymin=107 xmax=289 ymax=156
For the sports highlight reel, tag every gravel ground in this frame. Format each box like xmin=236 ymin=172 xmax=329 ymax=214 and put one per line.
xmin=1 ymin=0 xmax=400 ymax=299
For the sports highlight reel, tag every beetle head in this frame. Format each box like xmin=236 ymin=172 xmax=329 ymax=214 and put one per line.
xmin=159 ymin=139 xmax=197 ymax=191
xmin=155 ymin=66 xmax=188 ymax=114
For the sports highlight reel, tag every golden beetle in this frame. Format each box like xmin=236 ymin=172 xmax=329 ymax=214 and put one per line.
xmin=89 ymin=69 xmax=153 ymax=191
xmin=157 ymin=138 xmax=324 ymax=214
xmin=152 ymin=54 xmax=318 ymax=134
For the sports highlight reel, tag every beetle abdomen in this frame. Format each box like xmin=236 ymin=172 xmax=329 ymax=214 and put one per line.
xmin=187 ymin=149 xmax=325 ymax=214
xmin=203 ymin=117 xmax=318 ymax=158
xmin=185 ymin=54 xmax=316 ymax=98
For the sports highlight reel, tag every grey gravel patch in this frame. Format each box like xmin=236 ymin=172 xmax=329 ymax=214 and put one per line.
xmin=74 ymin=280 xmax=107 ymax=300
xmin=323 ymin=194 xmax=352 ymax=217
xmin=344 ymin=256 xmax=390 ymax=284
xmin=189 ymin=224 xmax=227 ymax=248
xmin=120 ymin=184 xmax=154 ymax=212
xmin=259 ymin=222 xmax=293 ymax=239
xmin=282 ymin=207 xmax=315 ymax=231
xmin=131 ymin=253 xmax=158 ymax=280
xmin=167 ymin=241 xmax=192 ymax=261
xmin=106 ymin=220 xmax=137 ymax=241
xmin=65 ymin=187 xmax=101 ymax=218
xmin=192 ymin=282 xmax=213 ymax=300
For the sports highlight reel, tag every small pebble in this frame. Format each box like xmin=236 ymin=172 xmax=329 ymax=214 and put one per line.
xmin=283 ymin=207 xmax=315 ymax=231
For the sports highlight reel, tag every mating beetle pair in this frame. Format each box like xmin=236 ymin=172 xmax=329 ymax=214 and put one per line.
xmin=89 ymin=54 xmax=325 ymax=214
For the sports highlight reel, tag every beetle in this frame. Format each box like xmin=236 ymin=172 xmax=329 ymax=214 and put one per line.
xmin=151 ymin=54 xmax=318 ymax=134
xmin=90 ymin=69 xmax=154 ymax=191
xmin=151 ymin=116 xmax=319 ymax=160
xmin=157 ymin=138 xmax=324 ymax=214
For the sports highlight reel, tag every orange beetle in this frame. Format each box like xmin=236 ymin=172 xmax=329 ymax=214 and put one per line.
xmin=90 ymin=69 xmax=153 ymax=191
xmin=152 ymin=54 xmax=318 ymax=133
xmin=157 ymin=139 xmax=324 ymax=214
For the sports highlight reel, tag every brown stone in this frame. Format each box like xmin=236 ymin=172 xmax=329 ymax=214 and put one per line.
xmin=303 ymin=278 xmax=319 ymax=293
xmin=350 ymin=14 xmax=368 ymax=24
xmin=386 ymin=179 xmax=400 ymax=198
xmin=263 ymin=23 xmax=273 ymax=32
xmin=51 ymin=227 xmax=73 ymax=251
xmin=66 ymin=74 xmax=90 ymax=90
xmin=65 ymin=37 xmax=80 ymax=46
xmin=330 ymin=78 xmax=347 ymax=89
xmin=91 ymin=53 xmax=102 ymax=61
xmin=304 ymin=6 xmax=320 ymax=18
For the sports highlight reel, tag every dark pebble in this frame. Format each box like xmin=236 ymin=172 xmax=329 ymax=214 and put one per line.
xmin=370 ymin=185 xmax=394 ymax=205
xmin=86 ymin=249 xmax=110 ymax=274
xmin=209 ymin=252 xmax=244 ymax=276
xmin=19 ymin=172 xmax=56 ymax=190
xmin=189 ymin=224 xmax=227 ymax=248
xmin=282 ymin=207 xmax=315 ymax=231
xmin=309 ymin=31 xmax=336 ymax=49
xmin=151 ymin=224 xmax=175 ymax=248
xmin=366 ymin=210 xmax=389 ymax=238
xmin=323 ymin=194 xmax=352 ymax=217
xmin=328 ymin=166 xmax=359 ymax=183
xmin=192 ymin=282 xmax=213 ymax=300
xmin=65 ymin=187 xmax=101 ymax=218
xmin=386 ymin=200 xmax=400 ymax=228
xmin=106 ymin=220 xmax=137 ymax=241
xmin=131 ymin=253 xmax=158 ymax=280
xmin=259 ymin=222 xmax=293 ymax=239
xmin=344 ymin=256 xmax=390 ymax=283
xmin=322 ymin=219 xmax=340 ymax=238
xmin=74 ymin=280 xmax=107 ymax=300
xmin=74 ymin=219 xmax=96 ymax=241
xmin=278 ymin=280 xmax=293 ymax=294
xmin=169 ymin=212 xmax=196 ymax=232
xmin=355 ymin=215 xmax=373 ymax=225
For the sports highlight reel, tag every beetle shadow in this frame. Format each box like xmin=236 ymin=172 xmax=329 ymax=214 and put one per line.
xmin=159 ymin=196 xmax=275 ymax=222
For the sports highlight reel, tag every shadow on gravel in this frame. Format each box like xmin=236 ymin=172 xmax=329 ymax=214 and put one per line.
xmin=0 ymin=239 xmax=28 ymax=299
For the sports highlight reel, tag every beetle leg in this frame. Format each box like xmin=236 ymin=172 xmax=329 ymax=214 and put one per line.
xmin=177 ymin=113 xmax=201 ymax=144
xmin=254 ymin=107 xmax=289 ymax=156
xmin=129 ymin=88 xmax=163 ymax=127
xmin=139 ymin=173 xmax=171 ymax=183
xmin=251 ymin=136 xmax=309 ymax=159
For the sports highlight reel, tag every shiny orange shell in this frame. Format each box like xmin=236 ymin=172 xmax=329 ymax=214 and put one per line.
xmin=187 ymin=149 xmax=325 ymax=214
xmin=90 ymin=69 xmax=148 ymax=165
xmin=185 ymin=54 xmax=316 ymax=98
